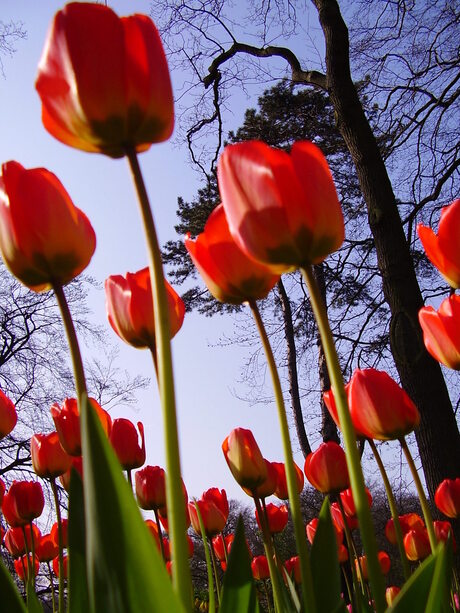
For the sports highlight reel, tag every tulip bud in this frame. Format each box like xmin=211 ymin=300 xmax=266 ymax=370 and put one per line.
xmin=272 ymin=461 xmax=304 ymax=500
xmin=251 ymin=555 xmax=270 ymax=580
xmin=285 ymin=556 xmax=301 ymax=584
xmin=255 ymin=502 xmax=289 ymax=534
xmin=189 ymin=499 xmax=227 ymax=536
xmin=3 ymin=481 xmax=44 ymax=527
xmin=404 ymin=528 xmax=431 ymax=561
xmin=385 ymin=587 xmax=401 ymax=607
xmin=304 ymin=442 xmax=349 ymax=494
xmin=0 ymin=389 xmax=17 ymax=440
xmin=222 ymin=428 xmax=267 ymax=490
xmin=135 ymin=465 xmax=167 ymax=510
xmin=14 ymin=554 xmax=39 ymax=582
xmin=419 ymin=295 xmax=460 ymax=370
xmin=110 ymin=419 xmax=145 ymax=470
xmin=434 ymin=478 xmax=460 ymax=519
xmin=36 ymin=533 xmax=59 ymax=562
xmin=31 ymin=432 xmax=72 ymax=479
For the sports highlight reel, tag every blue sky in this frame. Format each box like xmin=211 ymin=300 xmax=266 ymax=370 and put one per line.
xmin=0 ymin=0 xmax=317 ymax=504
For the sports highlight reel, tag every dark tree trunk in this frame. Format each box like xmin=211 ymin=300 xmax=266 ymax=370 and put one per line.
xmin=312 ymin=0 xmax=460 ymax=499
xmin=277 ymin=279 xmax=311 ymax=457
xmin=312 ymin=265 xmax=340 ymax=444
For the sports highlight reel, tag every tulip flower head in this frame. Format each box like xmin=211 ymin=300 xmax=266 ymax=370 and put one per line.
xmin=59 ymin=456 xmax=83 ymax=492
xmin=30 ymin=432 xmax=72 ymax=479
xmin=404 ymin=527 xmax=431 ymax=561
xmin=255 ymin=502 xmax=289 ymax=534
xmin=306 ymin=517 xmax=343 ymax=547
xmin=417 ymin=199 xmax=460 ymax=288
xmin=135 ymin=465 xmax=167 ymax=510
xmin=201 ymin=488 xmax=229 ymax=522
xmin=385 ymin=513 xmax=425 ymax=545
xmin=218 ymin=140 xmax=344 ymax=272
xmin=51 ymin=518 xmax=68 ymax=549
xmin=36 ymin=3 xmax=174 ymax=158
xmin=304 ymin=441 xmax=349 ymax=494
xmin=212 ymin=534 xmax=234 ymax=561
xmin=3 ymin=481 xmax=45 ymax=527
xmin=0 ymin=389 xmax=17 ymax=440
xmin=285 ymin=556 xmax=301 ymax=584
xmin=272 ymin=461 xmax=304 ymax=500
xmin=0 ymin=162 xmax=96 ymax=292
xmin=222 ymin=428 xmax=267 ymax=490
xmin=105 ymin=268 xmax=185 ymax=350
xmin=14 ymin=554 xmax=39 ymax=582
xmin=357 ymin=551 xmax=390 ymax=581
xmin=330 ymin=502 xmax=358 ymax=531
xmin=419 ymin=295 xmax=460 ymax=370
xmin=347 ymin=368 xmax=420 ymax=440
xmin=36 ymin=533 xmax=59 ymax=562
xmin=53 ymin=554 xmax=68 ymax=579
xmin=340 ymin=486 xmax=373 ymax=518
xmin=4 ymin=524 xmax=42 ymax=558
xmin=434 ymin=477 xmax=460 ymax=518
xmin=242 ymin=459 xmax=278 ymax=499
xmin=433 ymin=520 xmax=457 ymax=552
xmin=110 ymin=419 xmax=145 ymax=470
xmin=251 ymin=555 xmax=270 ymax=580
xmin=0 ymin=478 xmax=5 ymax=509
xmin=189 ymin=499 xmax=227 ymax=537
xmin=386 ymin=587 xmax=401 ymax=607
xmin=185 ymin=204 xmax=280 ymax=304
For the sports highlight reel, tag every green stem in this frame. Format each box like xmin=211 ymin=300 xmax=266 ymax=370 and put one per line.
xmin=126 ymin=147 xmax=192 ymax=608
xmin=193 ymin=502 xmax=216 ymax=613
xmin=253 ymin=496 xmax=284 ymax=613
xmin=53 ymin=284 xmax=87 ymax=400
xmin=47 ymin=561 xmax=57 ymax=613
xmin=50 ymin=478 xmax=64 ymax=613
xmin=337 ymin=497 xmax=364 ymax=612
xmin=368 ymin=439 xmax=411 ymax=579
xmin=208 ymin=536 xmax=221 ymax=605
xmin=301 ymin=266 xmax=386 ymax=613
xmin=153 ymin=507 xmax=167 ymax=564
xmin=399 ymin=437 xmax=437 ymax=551
xmin=249 ymin=300 xmax=316 ymax=613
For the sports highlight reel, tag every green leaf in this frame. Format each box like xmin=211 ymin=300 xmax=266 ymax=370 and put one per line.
xmin=26 ymin=587 xmax=43 ymax=613
xmin=389 ymin=549 xmax=437 ymax=612
xmin=220 ymin=517 xmax=259 ymax=613
xmin=425 ymin=543 xmax=451 ymax=613
xmin=68 ymin=469 xmax=89 ymax=613
xmin=0 ymin=556 xmax=26 ymax=613
xmin=80 ymin=394 xmax=185 ymax=613
xmin=310 ymin=498 xmax=344 ymax=613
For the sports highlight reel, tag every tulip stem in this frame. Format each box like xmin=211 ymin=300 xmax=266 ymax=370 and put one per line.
xmin=193 ymin=502 xmax=216 ymax=613
xmin=47 ymin=561 xmax=57 ymax=613
xmin=249 ymin=300 xmax=316 ymax=613
xmin=50 ymin=478 xmax=64 ymax=613
xmin=126 ymin=147 xmax=191 ymax=608
xmin=398 ymin=437 xmax=437 ymax=551
xmin=153 ymin=508 xmax=167 ymax=563
xmin=208 ymin=537 xmax=222 ymax=605
xmin=253 ymin=495 xmax=284 ymax=613
xmin=368 ymin=439 xmax=411 ymax=579
xmin=301 ymin=266 xmax=386 ymax=613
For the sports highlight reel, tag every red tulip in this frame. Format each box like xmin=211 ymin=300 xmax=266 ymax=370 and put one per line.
xmin=419 ymin=295 xmax=460 ymax=370
xmin=222 ymin=428 xmax=267 ymax=490
xmin=189 ymin=499 xmax=227 ymax=536
xmin=251 ymin=555 xmax=270 ymax=580
xmin=135 ymin=465 xmax=167 ymax=510
xmin=30 ymin=432 xmax=72 ymax=479
xmin=52 ymin=554 xmax=68 ymax=579
xmin=51 ymin=518 xmax=68 ymax=549
xmin=404 ymin=527 xmax=431 ymax=561
xmin=340 ymin=486 xmax=372 ymax=517
xmin=201 ymin=488 xmax=229 ymax=521
xmin=185 ymin=204 xmax=279 ymax=304
xmin=242 ymin=459 xmax=278 ymax=499
xmin=357 ymin=551 xmax=390 ymax=580
xmin=59 ymin=456 xmax=83 ymax=492
xmin=4 ymin=524 xmax=42 ymax=558
xmin=0 ymin=162 xmax=95 ymax=292
xmin=330 ymin=502 xmax=358 ymax=531
xmin=0 ymin=478 xmax=5 ymax=509
xmin=105 ymin=268 xmax=185 ymax=350
xmin=0 ymin=389 xmax=17 ymax=440
xmin=218 ymin=140 xmax=344 ymax=272
xmin=434 ymin=477 xmax=460 ymax=518
xmin=144 ymin=520 xmax=161 ymax=550
xmin=284 ymin=556 xmax=301 ymax=584
xmin=36 ymin=533 xmax=59 ymax=562
xmin=51 ymin=397 xmax=112 ymax=456
xmin=109 ymin=419 xmax=145 ymax=470
xmin=36 ymin=3 xmax=173 ymax=158
xmin=255 ymin=502 xmax=289 ymax=534
xmin=304 ymin=442 xmax=349 ymax=494
xmin=385 ymin=513 xmax=425 ymax=545
xmin=433 ymin=520 xmax=456 ymax=552
xmin=3 ymin=481 xmax=44 ymax=527
xmin=14 ymin=554 xmax=39 ymax=582
xmin=306 ymin=517 xmax=343 ymax=547
xmin=347 ymin=368 xmax=420 ymax=440
xmin=417 ymin=199 xmax=460 ymax=288
xmin=338 ymin=544 xmax=349 ymax=564
xmin=385 ymin=587 xmax=401 ymax=607
xmin=272 ymin=461 xmax=304 ymax=500
xmin=212 ymin=534 xmax=234 ymax=561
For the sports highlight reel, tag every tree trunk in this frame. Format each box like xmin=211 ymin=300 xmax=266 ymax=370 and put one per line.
xmin=312 ymin=0 xmax=460 ymax=499
xmin=312 ymin=265 xmax=341 ymax=444
xmin=277 ymin=279 xmax=311 ymax=457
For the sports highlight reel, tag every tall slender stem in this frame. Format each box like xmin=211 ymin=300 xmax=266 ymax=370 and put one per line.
xmin=208 ymin=537 xmax=221 ymax=605
xmin=250 ymin=300 xmax=316 ymax=613
xmin=47 ymin=561 xmax=57 ymax=613
xmin=301 ymin=266 xmax=386 ymax=613
xmin=253 ymin=496 xmax=284 ymax=613
xmin=50 ymin=478 xmax=64 ymax=613
xmin=368 ymin=439 xmax=410 ymax=579
xmin=126 ymin=148 xmax=191 ymax=608
xmin=193 ymin=502 xmax=216 ymax=613
xmin=399 ymin=437 xmax=437 ymax=551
